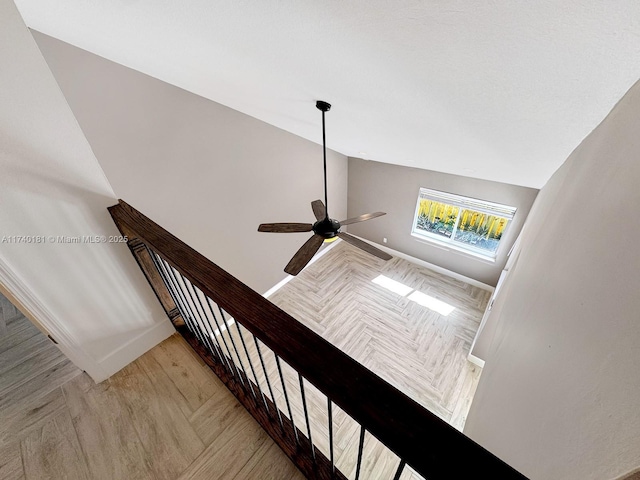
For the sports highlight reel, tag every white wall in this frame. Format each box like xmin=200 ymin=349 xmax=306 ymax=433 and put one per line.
xmin=464 ymin=78 xmax=640 ymax=480
xmin=32 ymin=31 xmax=349 ymax=295
xmin=347 ymin=158 xmax=538 ymax=286
xmin=0 ymin=0 xmax=172 ymax=382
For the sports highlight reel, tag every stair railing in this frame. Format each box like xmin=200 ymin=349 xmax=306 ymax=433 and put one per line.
xmin=109 ymin=199 xmax=526 ymax=480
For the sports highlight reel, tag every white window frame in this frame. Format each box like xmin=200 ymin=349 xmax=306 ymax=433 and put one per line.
xmin=411 ymin=188 xmax=517 ymax=261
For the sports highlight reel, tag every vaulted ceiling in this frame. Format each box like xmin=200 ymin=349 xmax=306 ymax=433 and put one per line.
xmin=15 ymin=0 xmax=640 ymax=188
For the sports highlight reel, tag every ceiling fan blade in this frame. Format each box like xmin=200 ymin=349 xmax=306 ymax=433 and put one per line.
xmin=311 ymin=200 xmax=326 ymax=221
xmin=337 ymin=232 xmax=392 ymax=261
xmin=258 ymin=223 xmax=313 ymax=233
xmin=284 ymin=234 xmax=325 ymax=276
xmin=339 ymin=212 xmax=386 ymax=226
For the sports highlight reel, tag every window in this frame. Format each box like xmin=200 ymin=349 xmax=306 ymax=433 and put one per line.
xmin=411 ymin=188 xmax=516 ymax=260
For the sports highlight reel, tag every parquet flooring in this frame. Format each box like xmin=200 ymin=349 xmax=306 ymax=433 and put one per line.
xmin=0 ymin=240 xmax=488 ymax=480
xmin=268 ymin=241 xmax=489 ymax=428
xmin=0 ymin=291 xmax=303 ymax=480
xmin=215 ymin=240 xmax=490 ymax=479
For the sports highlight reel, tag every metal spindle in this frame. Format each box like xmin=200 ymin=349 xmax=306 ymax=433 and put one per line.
xmin=392 ymin=460 xmax=406 ymax=480
xmin=191 ymin=287 xmax=235 ymax=374
xmin=354 ymin=426 xmax=366 ymax=480
xmin=328 ymin=399 xmax=334 ymax=476
xmin=183 ymin=278 xmax=231 ymax=371
xmin=151 ymin=251 xmax=223 ymax=366
xmin=151 ymin=252 xmax=194 ymax=334
xmin=254 ymin=336 xmax=284 ymax=430
xmin=178 ymin=275 xmax=216 ymax=350
xmin=157 ymin=256 xmax=203 ymax=344
xmin=158 ymin=262 xmax=239 ymax=384
xmin=149 ymin=249 xmax=184 ymax=318
xmin=234 ymin=322 xmax=270 ymax=412
xmin=155 ymin=254 xmax=208 ymax=348
xmin=298 ymin=374 xmax=315 ymax=460
xmin=175 ymin=270 xmax=222 ymax=361
xmin=204 ymin=296 xmax=247 ymax=387
xmin=202 ymin=296 xmax=235 ymax=364
xmin=275 ymin=354 xmax=298 ymax=444
xmin=216 ymin=308 xmax=256 ymax=398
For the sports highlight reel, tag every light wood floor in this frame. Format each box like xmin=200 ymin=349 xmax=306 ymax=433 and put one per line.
xmin=0 ymin=309 xmax=304 ymax=480
xmin=215 ymin=240 xmax=489 ymax=479
xmin=0 ymin=292 xmax=83 ymax=480
xmin=268 ymin=241 xmax=489 ymax=428
xmin=0 ymin=241 xmax=489 ymax=480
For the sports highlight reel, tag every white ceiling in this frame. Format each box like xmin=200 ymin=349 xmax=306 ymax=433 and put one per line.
xmin=15 ymin=0 xmax=640 ymax=188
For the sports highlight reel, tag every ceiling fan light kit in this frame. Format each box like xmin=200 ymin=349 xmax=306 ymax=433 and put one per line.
xmin=258 ymin=100 xmax=391 ymax=276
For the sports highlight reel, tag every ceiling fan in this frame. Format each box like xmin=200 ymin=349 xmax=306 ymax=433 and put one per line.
xmin=258 ymin=100 xmax=392 ymax=276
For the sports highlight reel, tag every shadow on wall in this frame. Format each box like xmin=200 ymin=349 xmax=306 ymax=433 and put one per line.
xmin=0 ymin=152 xmax=167 ymax=365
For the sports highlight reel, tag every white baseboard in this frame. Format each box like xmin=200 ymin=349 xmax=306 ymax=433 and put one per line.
xmin=349 ymin=235 xmax=495 ymax=292
xmin=262 ymin=234 xmax=492 ymax=368
xmin=96 ymin=320 xmax=175 ymax=379
xmin=0 ymin=254 xmax=175 ymax=383
xmin=263 ymin=235 xmax=495 ymax=296
xmin=262 ymin=239 xmax=342 ymax=298
xmin=613 ymin=466 xmax=640 ymax=480
xmin=0 ymin=255 xmax=110 ymax=381
xmin=467 ymin=353 xmax=485 ymax=368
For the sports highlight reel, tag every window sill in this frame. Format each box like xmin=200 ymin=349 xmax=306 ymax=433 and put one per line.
xmin=410 ymin=232 xmax=497 ymax=264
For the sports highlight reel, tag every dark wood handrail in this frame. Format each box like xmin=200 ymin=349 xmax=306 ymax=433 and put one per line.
xmin=109 ymin=199 xmax=526 ymax=479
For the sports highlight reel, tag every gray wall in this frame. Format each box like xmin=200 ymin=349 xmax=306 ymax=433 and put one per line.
xmin=464 ymin=79 xmax=640 ymax=480
xmin=33 ymin=31 xmax=348 ymax=294
xmin=0 ymin=2 xmax=169 ymax=382
xmin=347 ymin=158 xmax=538 ymax=286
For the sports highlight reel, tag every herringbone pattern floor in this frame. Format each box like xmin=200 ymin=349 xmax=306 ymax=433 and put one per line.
xmin=217 ymin=240 xmax=490 ymax=479
xmin=0 ymin=293 xmax=19 ymax=335
xmin=269 ymin=240 xmax=489 ymax=427
xmin=0 ymin=298 xmax=304 ymax=480
xmin=0 ymin=240 xmax=489 ymax=479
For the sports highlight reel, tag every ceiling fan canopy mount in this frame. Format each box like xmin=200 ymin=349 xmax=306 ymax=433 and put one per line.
xmin=257 ymin=100 xmax=391 ymax=276
xmin=313 ymin=218 xmax=341 ymax=239
xmin=316 ymin=100 xmax=331 ymax=112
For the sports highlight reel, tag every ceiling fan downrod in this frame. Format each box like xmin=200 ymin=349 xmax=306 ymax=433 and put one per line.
xmin=256 ymin=100 xmax=390 ymax=276
xmin=316 ymin=100 xmax=331 ymax=221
